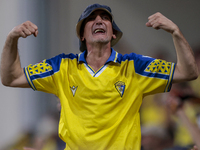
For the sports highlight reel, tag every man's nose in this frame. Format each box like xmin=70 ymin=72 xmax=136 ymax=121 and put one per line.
xmin=95 ymin=15 xmax=103 ymax=25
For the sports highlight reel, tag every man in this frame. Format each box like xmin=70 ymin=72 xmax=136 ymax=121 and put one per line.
xmin=1 ymin=3 xmax=198 ymax=150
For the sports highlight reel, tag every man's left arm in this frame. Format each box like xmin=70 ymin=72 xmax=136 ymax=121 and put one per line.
xmin=146 ymin=12 xmax=198 ymax=83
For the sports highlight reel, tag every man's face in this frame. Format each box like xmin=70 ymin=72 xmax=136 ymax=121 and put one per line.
xmin=81 ymin=10 xmax=116 ymax=46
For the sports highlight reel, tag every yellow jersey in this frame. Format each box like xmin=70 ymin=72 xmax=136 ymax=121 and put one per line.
xmin=24 ymin=48 xmax=175 ymax=150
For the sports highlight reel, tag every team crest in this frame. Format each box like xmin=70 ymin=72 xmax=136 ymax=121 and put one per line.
xmin=70 ymin=86 xmax=78 ymax=97
xmin=115 ymin=81 xmax=125 ymax=97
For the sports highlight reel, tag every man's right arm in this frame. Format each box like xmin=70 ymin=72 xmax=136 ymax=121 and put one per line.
xmin=0 ymin=21 xmax=38 ymax=87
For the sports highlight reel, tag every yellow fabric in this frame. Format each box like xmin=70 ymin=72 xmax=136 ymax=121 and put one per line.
xmin=24 ymin=49 xmax=175 ymax=150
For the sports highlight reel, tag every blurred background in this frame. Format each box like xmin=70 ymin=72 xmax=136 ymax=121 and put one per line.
xmin=0 ymin=0 xmax=200 ymax=150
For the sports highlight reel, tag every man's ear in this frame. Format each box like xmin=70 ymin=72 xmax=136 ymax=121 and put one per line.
xmin=81 ymin=37 xmax=85 ymax=41
xmin=112 ymin=34 xmax=116 ymax=39
xmin=112 ymin=29 xmax=117 ymax=39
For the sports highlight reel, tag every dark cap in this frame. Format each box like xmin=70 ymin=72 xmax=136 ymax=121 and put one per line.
xmin=76 ymin=3 xmax=123 ymax=52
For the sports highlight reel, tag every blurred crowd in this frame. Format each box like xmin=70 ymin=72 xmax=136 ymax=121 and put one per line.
xmin=3 ymin=47 xmax=200 ymax=150
xmin=3 ymin=97 xmax=66 ymax=150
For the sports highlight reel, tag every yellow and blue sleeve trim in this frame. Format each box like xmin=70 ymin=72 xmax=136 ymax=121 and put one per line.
xmin=24 ymin=67 xmax=37 ymax=91
xmin=164 ymin=63 xmax=176 ymax=92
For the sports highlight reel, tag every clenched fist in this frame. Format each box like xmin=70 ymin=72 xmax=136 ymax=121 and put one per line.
xmin=146 ymin=12 xmax=178 ymax=34
xmin=8 ymin=21 xmax=38 ymax=39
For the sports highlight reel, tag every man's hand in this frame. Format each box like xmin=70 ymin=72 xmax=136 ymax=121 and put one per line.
xmin=146 ymin=12 xmax=178 ymax=34
xmin=8 ymin=21 xmax=38 ymax=39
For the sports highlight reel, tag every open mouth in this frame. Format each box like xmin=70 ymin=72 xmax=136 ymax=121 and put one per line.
xmin=94 ymin=29 xmax=105 ymax=34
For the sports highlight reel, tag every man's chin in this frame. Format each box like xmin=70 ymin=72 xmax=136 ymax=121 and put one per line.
xmin=94 ymin=39 xmax=110 ymax=44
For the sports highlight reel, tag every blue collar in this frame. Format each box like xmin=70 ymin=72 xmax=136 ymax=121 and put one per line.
xmin=78 ymin=48 xmax=120 ymax=64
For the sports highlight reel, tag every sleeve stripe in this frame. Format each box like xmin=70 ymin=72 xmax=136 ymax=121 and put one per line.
xmin=24 ymin=67 xmax=37 ymax=91
xmin=164 ymin=63 xmax=175 ymax=92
